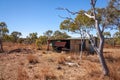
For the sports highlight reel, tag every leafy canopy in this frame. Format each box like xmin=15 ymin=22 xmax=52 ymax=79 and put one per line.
xmin=60 ymin=10 xmax=94 ymax=33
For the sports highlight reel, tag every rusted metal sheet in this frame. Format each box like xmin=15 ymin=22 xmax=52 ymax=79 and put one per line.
xmin=54 ymin=42 xmax=66 ymax=47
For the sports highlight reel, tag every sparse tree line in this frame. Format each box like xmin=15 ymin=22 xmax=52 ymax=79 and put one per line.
xmin=0 ymin=23 xmax=70 ymax=51
xmin=1 ymin=23 xmax=120 ymax=46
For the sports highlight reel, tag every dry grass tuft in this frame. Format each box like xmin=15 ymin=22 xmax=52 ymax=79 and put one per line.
xmin=57 ymin=55 xmax=67 ymax=64
xmin=39 ymin=67 xmax=57 ymax=80
xmin=108 ymin=61 xmax=120 ymax=80
xmin=17 ymin=66 xmax=29 ymax=80
xmin=104 ymin=54 xmax=117 ymax=63
xmin=27 ymin=54 xmax=39 ymax=64
xmin=69 ymin=53 xmax=80 ymax=60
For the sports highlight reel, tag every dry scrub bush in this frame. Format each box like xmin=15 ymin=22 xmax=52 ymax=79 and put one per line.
xmin=39 ymin=67 xmax=57 ymax=80
xmin=27 ymin=54 xmax=39 ymax=64
xmin=17 ymin=66 xmax=29 ymax=80
xmin=109 ymin=67 xmax=120 ymax=80
xmin=107 ymin=59 xmax=120 ymax=80
xmin=57 ymin=53 xmax=80 ymax=65
xmin=83 ymin=61 xmax=102 ymax=79
xmin=41 ymin=45 xmax=47 ymax=50
xmin=104 ymin=53 xmax=117 ymax=63
xmin=99 ymin=49 xmax=120 ymax=80
xmin=68 ymin=52 xmax=80 ymax=60
xmin=57 ymin=55 xmax=67 ymax=64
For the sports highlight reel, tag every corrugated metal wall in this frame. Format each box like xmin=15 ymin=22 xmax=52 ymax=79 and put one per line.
xmin=70 ymin=40 xmax=81 ymax=52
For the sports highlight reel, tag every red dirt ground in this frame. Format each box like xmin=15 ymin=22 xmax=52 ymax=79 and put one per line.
xmin=0 ymin=42 xmax=120 ymax=80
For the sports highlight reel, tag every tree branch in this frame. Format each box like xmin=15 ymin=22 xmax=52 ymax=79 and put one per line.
xmin=58 ymin=15 xmax=74 ymax=22
xmin=57 ymin=7 xmax=79 ymax=15
xmin=57 ymin=7 xmax=96 ymax=20
xmin=84 ymin=13 xmax=95 ymax=19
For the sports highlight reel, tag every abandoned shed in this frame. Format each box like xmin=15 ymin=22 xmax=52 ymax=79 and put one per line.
xmin=47 ymin=37 xmax=98 ymax=53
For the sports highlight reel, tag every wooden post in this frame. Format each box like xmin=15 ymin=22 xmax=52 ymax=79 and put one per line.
xmin=47 ymin=40 xmax=50 ymax=51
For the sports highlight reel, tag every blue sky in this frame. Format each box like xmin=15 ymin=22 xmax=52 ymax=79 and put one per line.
xmin=0 ymin=0 xmax=110 ymax=37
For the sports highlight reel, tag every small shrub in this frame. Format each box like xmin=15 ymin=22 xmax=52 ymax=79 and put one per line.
xmin=108 ymin=63 xmax=120 ymax=80
xmin=36 ymin=39 xmax=42 ymax=50
xmin=57 ymin=55 xmax=66 ymax=64
xmin=40 ymin=67 xmax=57 ymax=80
xmin=27 ymin=54 xmax=39 ymax=64
xmin=69 ymin=53 xmax=80 ymax=60
xmin=105 ymin=54 xmax=117 ymax=63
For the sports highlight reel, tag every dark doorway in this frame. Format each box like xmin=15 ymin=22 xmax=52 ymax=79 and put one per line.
xmin=61 ymin=40 xmax=70 ymax=49
xmin=51 ymin=40 xmax=70 ymax=52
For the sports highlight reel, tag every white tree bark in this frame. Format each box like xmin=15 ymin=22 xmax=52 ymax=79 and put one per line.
xmin=84 ymin=0 xmax=109 ymax=75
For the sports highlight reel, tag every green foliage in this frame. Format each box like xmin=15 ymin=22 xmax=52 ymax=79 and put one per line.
xmin=38 ymin=36 xmax=48 ymax=45
xmin=60 ymin=10 xmax=94 ymax=34
xmin=2 ymin=34 xmax=11 ymax=42
xmin=113 ymin=32 xmax=120 ymax=45
xmin=29 ymin=32 xmax=38 ymax=39
xmin=107 ymin=0 xmax=120 ymax=22
xmin=0 ymin=22 xmax=8 ymax=52
xmin=60 ymin=19 xmax=72 ymax=31
xmin=96 ymin=0 xmax=120 ymax=30
xmin=103 ymin=32 xmax=111 ymax=38
xmin=0 ymin=22 xmax=8 ymax=38
xmin=35 ymin=39 xmax=42 ymax=50
xmin=75 ymin=10 xmax=94 ymax=27
xmin=17 ymin=38 xmax=24 ymax=43
xmin=1 ymin=27 xmax=9 ymax=41
xmin=114 ymin=32 xmax=120 ymax=38
xmin=25 ymin=32 xmax=38 ymax=44
xmin=10 ymin=31 xmax=22 ymax=42
xmin=53 ymin=30 xmax=70 ymax=39
xmin=23 ymin=37 xmax=32 ymax=44
xmin=44 ymin=30 xmax=53 ymax=38
xmin=115 ymin=38 xmax=120 ymax=45
xmin=1 ymin=27 xmax=9 ymax=35
xmin=35 ymin=36 xmax=48 ymax=49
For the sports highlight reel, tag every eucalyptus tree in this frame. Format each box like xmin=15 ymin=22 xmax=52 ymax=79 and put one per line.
xmin=106 ymin=0 xmax=120 ymax=31
xmin=80 ymin=0 xmax=109 ymax=75
xmin=36 ymin=35 xmax=48 ymax=50
xmin=60 ymin=10 xmax=94 ymax=59
xmin=28 ymin=32 xmax=38 ymax=43
xmin=114 ymin=31 xmax=120 ymax=44
xmin=59 ymin=0 xmax=120 ymax=75
xmin=0 ymin=22 xmax=8 ymax=52
xmin=1 ymin=26 xmax=9 ymax=41
xmin=44 ymin=30 xmax=53 ymax=39
xmin=53 ymin=30 xmax=70 ymax=39
xmin=11 ymin=31 xmax=22 ymax=42
xmin=114 ymin=32 xmax=120 ymax=38
xmin=103 ymin=32 xmax=111 ymax=39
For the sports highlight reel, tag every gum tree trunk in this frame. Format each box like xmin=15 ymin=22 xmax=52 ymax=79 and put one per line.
xmin=95 ymin=20 xmax=109 ymax=75
xmin=0 ymin=38 xmax=3 ymax=52
xmin=85 ymin=0 xmax=109 ymax=75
